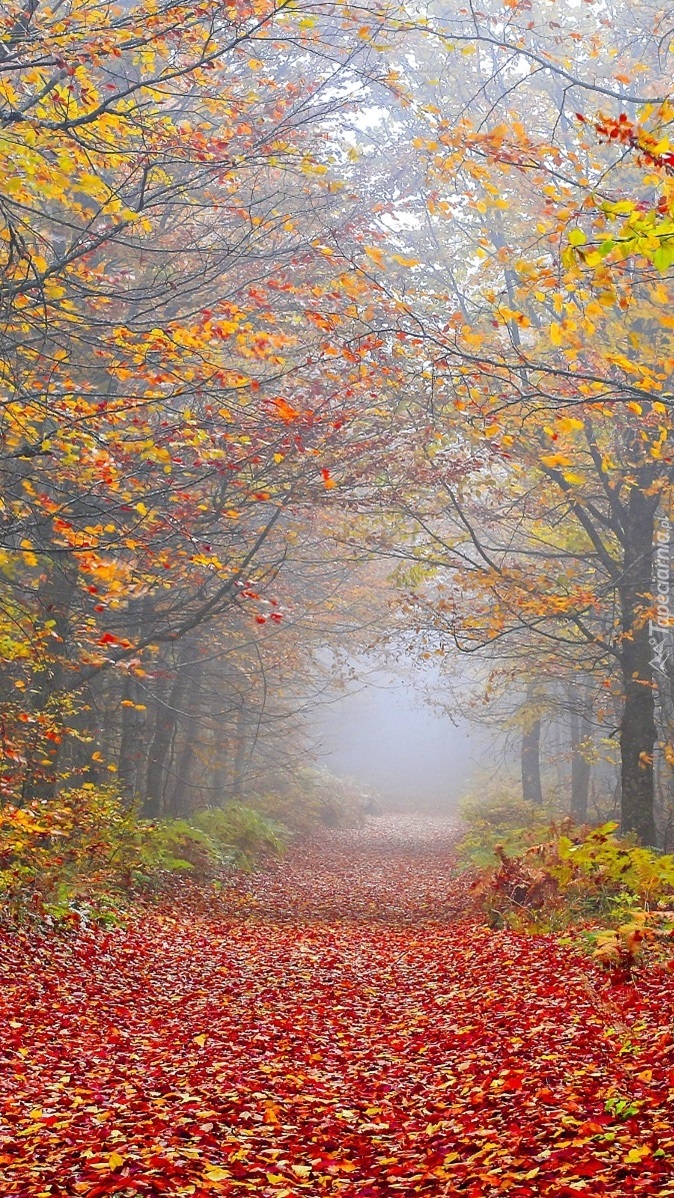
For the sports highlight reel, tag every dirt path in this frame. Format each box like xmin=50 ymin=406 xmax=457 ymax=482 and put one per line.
xmin=0 ymin=816 xmax=672 ymax=1196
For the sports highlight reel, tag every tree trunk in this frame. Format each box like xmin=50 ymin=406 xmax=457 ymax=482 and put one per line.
xmin=21 ymin=564 xmax=77 ymax=802
xmin=570 ymin=727 xmax=591 ymax=822
xmin=619 ymin=488 xmax=658 ymax=845
xmin=117 ymin=676 xmax=147 ymax=804
xmin=168 ymin=730 xmax=197 ymax=815
xmin=521 ymin=709 xmax=543 ymax=805
xmin=143 ymin=666 xmax=188 ymax=818
xmin=231 ymin=705 xmax=250 ymax=801
xmin=569 ymin=682 xmax=592 ymax=822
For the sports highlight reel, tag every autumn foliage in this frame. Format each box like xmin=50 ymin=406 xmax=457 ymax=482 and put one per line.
xmin=0 ymin=0 xmax=403 ymax=809
xmin=468 ymin=817 xmax=674 ymax=940
xmin=0 ymin=786 xmax=291 ymax=925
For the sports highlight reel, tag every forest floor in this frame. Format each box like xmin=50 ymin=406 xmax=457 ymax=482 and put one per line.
xmin=1 ymin=815 xmax=673 ymax=1198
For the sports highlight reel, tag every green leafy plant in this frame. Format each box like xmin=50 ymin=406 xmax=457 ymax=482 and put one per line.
xmin=457 ymin=788 xmax=561 ymax=868
xmin=189 ymin=805 xmax=288 ymax=866
xmin=0 ymin=786 xmax=143 ymax=924
xmin=0 ymin=789 xmax=288 ymax=925
xmin=464 ymin=809 xmax=674 ymax=948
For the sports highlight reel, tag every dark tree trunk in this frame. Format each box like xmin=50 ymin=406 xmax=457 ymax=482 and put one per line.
xmin=168 ymin=725 xmax=197 ymax=815
xmin=22 ymin=564 xmax=77 ymax=802
xmin=619 ymin=487 xmax=658 ymax=845
xmin=230 ymin=705 xmax=249 ymax=801
xmin=521 ymin=719 xmax=543 ymax=805
xmin=569 ymin=683 xmax=592 ymax=822
xmin=143 ymin=667 xmax=188 ymax=818
xmin=117 ymin=676 xmax=147 ymax=804
xmin=570 ymin=730 xmax=591 ymax=822
xmin=117 ymin=599 xmax=152 ymax=804
xmin=166 ymin=661 xmax=202 ymax=815
xmin=211 ymin=757 xmax=227 ymax=806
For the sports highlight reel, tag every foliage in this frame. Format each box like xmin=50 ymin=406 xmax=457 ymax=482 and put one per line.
xmin=190 ymin=804 xmax=288 ymax=866
xmin=2 ymin=816 xmax=674 ymax=1196
xmin=0 ymin=788 xmax=286 ymax=925
xmin=1 ymin=0 xmax=674 ymax=851
xmin=0 ymin=786 xmax=135 ymax=925
xmin=457 ymin=788 xmax=560 ymax=867
xmin=467 ymin=814 xmax=674 ymax=950
xmin=0 ymin=0 xmax=401 ymax=811
xmin=554 ymin=824 xmax=674 ymax=907
xmin=247 ymin=768 xmax=376 ymax=834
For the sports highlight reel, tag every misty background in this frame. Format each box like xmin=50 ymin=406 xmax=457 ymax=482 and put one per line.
xmin=309 ymin=662 xmax=492 ymax=809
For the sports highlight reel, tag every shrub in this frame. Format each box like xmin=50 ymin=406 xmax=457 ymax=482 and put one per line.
xmin=457 ymin=788 xmax=557 ymax=868
xmin=133 ymin=819 xmax=222 ymax=881
xmin=0 ymin=786 xmax=144 ymax=924
xmin=468 ymin=816 xmax=674 ymax=949
xmin=190 ymin=804 xmax=288 ymax=865
xmin=0 ymin=789 xmax=281 ymax=925
xmin=248 ymin=768 xmax=376 ymax=834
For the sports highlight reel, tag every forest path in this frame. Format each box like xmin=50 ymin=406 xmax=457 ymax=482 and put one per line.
xmin=1 ymin=815 xmax=673 ymax=1197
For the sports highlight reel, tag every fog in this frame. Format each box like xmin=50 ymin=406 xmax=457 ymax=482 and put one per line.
xmin=310 ymin=665 xmax=492 ymax=810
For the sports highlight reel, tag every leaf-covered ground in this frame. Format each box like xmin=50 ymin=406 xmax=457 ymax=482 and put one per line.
xmin=1 ymin=816 xmax=673 ymax=1197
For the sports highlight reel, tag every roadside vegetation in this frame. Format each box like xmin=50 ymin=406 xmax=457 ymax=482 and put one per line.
xmin=459 ymin=794 xmax=674 ymax=976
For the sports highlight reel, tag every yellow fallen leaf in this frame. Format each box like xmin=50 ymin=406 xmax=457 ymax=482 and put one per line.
xmin=624 ymin=1146 xmax=651 ymax=1164
xmin=108 ymin=1151 xmax=125 ymax=1169
xmin=193 ymin=1033 xmax=207 ymax=1048
xmin=204 ymin=1165 xmax=231 ymax=1181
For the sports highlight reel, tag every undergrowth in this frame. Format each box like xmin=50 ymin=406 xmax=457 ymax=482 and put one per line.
xmin=247 ymin=767 xmax=377 ymax=833
xmin=0 ymin=787 xmax=288 ymax=928
xmin=459 ymin=795 xmax=674 ymax=975
xmin=0 ymin=769 xmax=374 ymax=927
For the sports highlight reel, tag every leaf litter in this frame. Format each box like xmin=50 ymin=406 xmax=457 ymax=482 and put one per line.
xmin=1 ymin=815 xmax=673 ymax=1197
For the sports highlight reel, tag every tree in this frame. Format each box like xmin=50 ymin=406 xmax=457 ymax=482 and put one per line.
xmin=319 ymin=0 xmax=674 ymax=842
xmin=0 ymin=0 xmax=407 ymax=799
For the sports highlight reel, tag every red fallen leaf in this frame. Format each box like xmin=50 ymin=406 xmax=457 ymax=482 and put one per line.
xmin=501 ymin=1072 xmax=525 ymax=1091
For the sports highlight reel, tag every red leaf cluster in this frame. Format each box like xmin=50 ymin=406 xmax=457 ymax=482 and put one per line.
xmin=578 ymin=111 xmax=674 ymax=173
